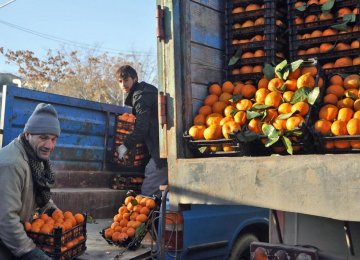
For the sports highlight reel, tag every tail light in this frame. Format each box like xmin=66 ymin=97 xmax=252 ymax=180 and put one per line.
xmin=164 ymin=211 xmax=183 ymax=251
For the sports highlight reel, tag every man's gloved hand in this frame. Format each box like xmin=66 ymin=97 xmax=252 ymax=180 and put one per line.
xmin=117 ymin=144 xmax=128 ymax=160
xmin=20 ymin=248 xmax=51 ymax=260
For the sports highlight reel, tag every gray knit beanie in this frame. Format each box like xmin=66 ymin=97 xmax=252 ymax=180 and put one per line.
xmin=24 ymin=103 xmax=61 ymax=136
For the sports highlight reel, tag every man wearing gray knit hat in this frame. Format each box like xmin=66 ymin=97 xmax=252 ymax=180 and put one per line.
xmin=0 ymin=103 xmax=60 ymax=260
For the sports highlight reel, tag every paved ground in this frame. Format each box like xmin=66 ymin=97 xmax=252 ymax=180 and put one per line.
xmin=77 ymin=219 xmax=157 ymax=260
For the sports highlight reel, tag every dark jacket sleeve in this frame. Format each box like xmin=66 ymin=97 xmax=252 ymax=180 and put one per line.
xmin=123 ymin=90 xmax=153 ymax=149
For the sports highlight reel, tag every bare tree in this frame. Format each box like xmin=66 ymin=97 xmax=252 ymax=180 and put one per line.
xmin=0 ymin=47 xmax=157 ymax=105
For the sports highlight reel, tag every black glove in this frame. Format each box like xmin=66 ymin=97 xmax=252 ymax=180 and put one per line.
xmin=20 ymin=248 xmax=51 ymax=260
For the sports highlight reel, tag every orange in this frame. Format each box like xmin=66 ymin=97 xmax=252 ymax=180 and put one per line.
xmin=344 ymin=74 xmax=360 ymax=89
xmin=212 ymin=101 xmax=227 ymax=114
xmin=351 ymin=40 xmax=360 ymax=49
xmin=255 ymin=88 xmax=270 ymax=104
xmin=322 ymin=62 xmax=334 ymax=69
xmin=193 ymin=114 xmax=206 ymax=125
xmin=263 ymin=109 xmax=279 ymax=123
xmin=236 ymin=99 xmax=253 ymax=111
xmin=314 ymin=119 xmax=332 ymax=135
xmin=224 ymin=105 xmax=237 ymax=117
xmin=239 ymin=65 xmax=253 ymax=74
xmin=146 ymin=199 xmax=156 ymax=209
xmin=284 ymin=79 xmax=297 ymax=91
xmin=241 ymin=84 xmax=256 ymax=98
xmin=335 ymin=42 xmax=350 ymax=51
xmin=337 ymin=107 xmax=354 ymax=123
xmin=278 ymin=103 xmax=292 ymax=114
xmin=354 ymin=99 xmax=360 ymax=111
xmin=353 ymin=57 xmax=360 ymax=65
xmin=291 ymin=101 xmax=310 ymax=116
xmin=325 ymin=141 xmax=335 ymax=149
xmin=258 ymin=77 xmax=269 ymax=89
xmin=351 ymin=141 xmax=360 ymax=148
xmin=288 ymin=68 xmax=301 ymax=80
xmin=297 ymin=72 xmax=315 ymax=88
xmin=319 ymin=12 xmax=334 ymax=20
xmin=222 ymin=144 xmax=234 ymax=152
xmin=209 ymin=83 xmax=222 ymax=96
xmin=198 ymin=105 xmax=212 ymax=116
xmin=24 ymin=222 xmax=32 ymax=232
xmin=286 ymin=115 xmax=305 ymax=130
xmin=232 ymin=7 xmax=244 ymax=13
xmin=248 ymin=118 xmax=262 ymax=134
xmin=265 ymin=91 xmax=282 ymax=108
xmin=234 ymin=111 xmax=247 ymax=126
xmin=347 ymin=118 xmax=360 ymax=135
xmin=219 ymin=116 xmax=234 ymax=126
xmin=334 ymin=57 xmax=353 ymax=68
xmin=337 ymin=97 xmax=354 ymax=109
xmin=326 ymin=84 xmax=345 ymax=98
xmin=323 ymin=93 xmax=338 ymax=105
xmin=283 ymin=91 xmax=294 ymax=103
xmin=306 ymin=47 xmax=319 ymax=55
xmin=338 ymin=7 xmax=352 ymax=17
xmin=204 ymin=94 xmax=219 ymax=106
xmin=222 ymin=121 xmax=241 ymax=139
xmin=124 ymin=196 xmax=135 ymax=206
xmin=233 ymin=82 xmax=244 ymax=94
xmin=219 ymin=92 xmax=232 ymax=103
xmin=310 ymin=30 xmax=322 ymax=38
xmin=254 ymin=49 xmax=265 ymax=57
xmin=319 ymin=43 xmax=333 ymax=53
xmin=329 ymin=75 xmax=343 ymax=86
xmin=232 ymin=69 xmax=240 ymax=75
xmin=206 ymin=113 xmax=223 ymax=126
xmin=305 ymin=14 xmax=317 ymax=23
xmin=331 ymin=120 xmax=348 ymax=135
xmin=255 ymin=17 xmax=265 ymax=26
xmin=204 ymin=124 xmax=222 ymax=140
xmin=334 ymin=140 xmax=350 ymax=149
xmin=319 ymin=104 xmax=339 ymax=121
xmin=242 ymin=52 xmax=254 ymax=59
xmin=126 ymin=227 xmax=136 ymax=237
xmin=245 ymin=3 xmax=261 ymax=11
xmin=188 ymin=125 xmax=205 ymax=140
xmin=222 ymin=81 xmax=234 ymax=93
xmin=242 ymin=20 xmax=255 ymax=28
xmin=345 ymin=89 xmax=359 ymax=99
xmin=323 ymin=28 xmax=338 ymax=36
xmin=268 ymin=78 xmax=284 ymax=92
xmin=273 ymin=118 xmax=287 ymax=131
xmin=252 ymin=65 xmax=263 ymax=73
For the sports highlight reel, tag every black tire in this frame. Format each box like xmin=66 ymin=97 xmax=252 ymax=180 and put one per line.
xmin=229 ymin=233 xmax=259 ymax=260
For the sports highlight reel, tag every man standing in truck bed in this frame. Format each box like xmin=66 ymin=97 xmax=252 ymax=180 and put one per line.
xmin=116 ymin=65 xmax=168 ymax=197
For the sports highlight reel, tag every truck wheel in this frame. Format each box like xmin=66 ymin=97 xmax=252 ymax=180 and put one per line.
xmin=229 ymin=233 xmax=259 ymax=260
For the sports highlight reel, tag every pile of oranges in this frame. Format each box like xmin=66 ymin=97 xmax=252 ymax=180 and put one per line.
xmin=188 ymin=63 xmax=321 ymax=153
xmin=104 ymin=195 xmax=156 ymax=243
xmin=24 ymin=209 xmax=85 ymax=253
xmin=314 ymin=74 xmax=360 ymax=149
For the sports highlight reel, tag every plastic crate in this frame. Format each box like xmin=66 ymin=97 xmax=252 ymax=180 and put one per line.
xmin=27 ymin=214 xmax=87 ymax=260
xmin=111 ymin=174 xmax=143 ymax=192
xmin=100 ymin=191 xmax=160 ymax=250
xmin=112 ymin=115 xmax=150 ymax=170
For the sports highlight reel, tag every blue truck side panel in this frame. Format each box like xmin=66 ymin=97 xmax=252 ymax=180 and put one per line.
xmin=0 ymin=85 xmax=130 ymax=171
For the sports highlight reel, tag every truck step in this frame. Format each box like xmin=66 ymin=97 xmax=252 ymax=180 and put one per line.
xmin=52 ymin=188 xmax=126 ymax=218
xmin=54 ymin=170 xmax=142 ymax=188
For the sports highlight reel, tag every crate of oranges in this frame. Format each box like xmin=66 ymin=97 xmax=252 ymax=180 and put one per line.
xmin=113 ymin=113 xmax=150 ymax=170
xmin=311 ymin=73 xmax=360 ymax=153
xmin=101 ymin=191 xmax=159 ymax=250
xmin=24 ymin=210 xmax=86 ymax=260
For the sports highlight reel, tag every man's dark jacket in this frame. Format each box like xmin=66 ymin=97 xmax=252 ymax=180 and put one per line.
xmin=124 ymin=81 xmax=166 ymax=168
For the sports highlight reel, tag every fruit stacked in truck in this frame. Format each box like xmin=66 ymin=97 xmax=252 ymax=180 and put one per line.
xmin=226 ymin=0 xmax=288 ymax=82
xmin=288 ymin=0 xmax=360 ymax=73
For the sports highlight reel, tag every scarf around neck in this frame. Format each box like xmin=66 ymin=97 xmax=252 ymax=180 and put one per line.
xmin=20 ymin=134 xmax=55 ymax=208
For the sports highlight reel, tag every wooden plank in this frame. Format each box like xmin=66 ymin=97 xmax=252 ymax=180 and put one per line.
xmin=191 ymin=63 xmax=223 ymax=84
xmin=170 ymin=154 xmax=360 ymax=221
xmin=191 ymin=0 xmax=223 ymax=11
xmin=191 ymin=42 xmax=223 ymax=70
xmin=190 ymin=1 xmax=224 ymax=49
xmin=192 ymin=83 xmax=208 ymax=100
